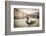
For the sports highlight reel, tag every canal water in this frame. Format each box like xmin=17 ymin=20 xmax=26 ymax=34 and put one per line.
xmin=14 ymin=18 xmax=39 ymax=28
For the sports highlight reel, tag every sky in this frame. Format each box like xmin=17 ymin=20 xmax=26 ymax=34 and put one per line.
xmin=18 ymin=8 xmax=39 ymax=14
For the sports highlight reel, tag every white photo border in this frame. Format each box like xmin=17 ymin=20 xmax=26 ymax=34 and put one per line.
xmin=11 ymin=5 xmax=42 ymax=32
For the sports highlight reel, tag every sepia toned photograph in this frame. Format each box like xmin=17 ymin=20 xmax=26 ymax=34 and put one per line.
xmin=14 ymin=8 xmax=39 ymax=28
